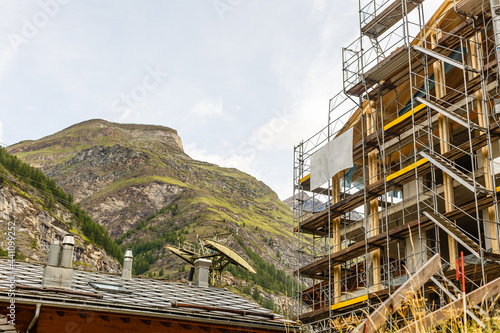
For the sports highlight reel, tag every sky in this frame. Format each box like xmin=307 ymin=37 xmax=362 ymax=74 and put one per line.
xmin=0 ymin=0 xmax=442 ymax=200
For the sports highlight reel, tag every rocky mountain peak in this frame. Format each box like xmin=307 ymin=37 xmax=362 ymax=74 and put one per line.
xmin=8 ymin=119 xmax=184 ymax=170
xmin=83 ymin=119 xmax=184 ymax=152
xmin=9 ymin=118 xmax=183 ymax=156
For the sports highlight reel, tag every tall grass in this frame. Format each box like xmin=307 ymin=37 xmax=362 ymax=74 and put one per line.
xmin=325 ymin=290 xmax=500 ymax=332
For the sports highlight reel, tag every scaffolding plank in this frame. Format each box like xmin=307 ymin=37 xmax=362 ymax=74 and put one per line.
xmin=456 ymin=0 xmax=490 ymax=17
xmin=429 ymin=276 xmax=485 ymax=328
xmin=413 ymin=45 xmax=479 ymax=73
xmin=396 ymin=276 xmax=500 ymax=333
xmin=420 ymin=151 xmax=489 ymax=193
xmin=352 ymin=254 xmax=441 ymax=333
xmin=331 ymin=295 xmax=368 ymax=311
xmin=299 ymin=174 xmax=331 ymax=194
xmin=386 ymin=158 xmax=429 ymax=182
xmin=346 ymin=46 xmax=409 ymax=96
xmin=415 ymin=96 xmax=486 ymax=131
xmin=298 ymin=288 xmax=392 ymax=323
xmin=361 ymin=0 xmax=424 ymax=38
xmin=423 ymin=211 xmax=482 ymax=258
xmin=383 ymin=103 xmax=426 ymax=131
xmin=365 ymin=46 xmax=410 ymax=84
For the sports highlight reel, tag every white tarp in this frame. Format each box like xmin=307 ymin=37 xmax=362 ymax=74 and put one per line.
xmin=493 ymin=156 xmax=500 ymax=175
xmin=310 ymin=127 xmax=354 ymax=190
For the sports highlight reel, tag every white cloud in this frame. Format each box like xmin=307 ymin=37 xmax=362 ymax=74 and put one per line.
xmin=191 ymin=98 xmax=223 ymax=118
xmin=184 ymin=142 xmax=262 ymax=180
xmin=312 ymin=0 xmax=327 ymax=12
xmin=248 ymin=107 xmax=296 ymax=152
xmin=0 ymin=49 xmax=14 ymax=82
xmin=254 ymin=4 xmax=352 ymax=154
xmin=117 ymin=108 xmax=132 ymax=122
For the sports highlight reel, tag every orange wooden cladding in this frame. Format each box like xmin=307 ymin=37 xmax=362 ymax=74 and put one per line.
xmin=1 ymin=303 xmax=288 ymax=333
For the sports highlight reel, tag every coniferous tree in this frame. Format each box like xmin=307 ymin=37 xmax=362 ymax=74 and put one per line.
xmin=0 ymin=147 xmax=124 ymax=263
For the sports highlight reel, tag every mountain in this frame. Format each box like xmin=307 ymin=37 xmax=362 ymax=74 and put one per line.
xmin=8 ymin=119 xmax=295 ymax=300
xmin=0 ymin=148 xmax=120 ymax=273
xmin=283 ymin=192 xmax=325 ymax=213
xmin=283 ymin=193 xmax=363 ymax=220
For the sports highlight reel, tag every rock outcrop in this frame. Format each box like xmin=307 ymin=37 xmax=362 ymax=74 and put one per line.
xmin=0 ymin=182 xmax=120 ymax=273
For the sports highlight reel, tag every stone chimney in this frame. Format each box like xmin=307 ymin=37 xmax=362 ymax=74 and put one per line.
xmin=42 ymin=234 xmax=74 ymax=289
xmin=194 ymin=258 xmax=211 ymax=288
xmin=122 ymin=249 xmax=133 ymax=280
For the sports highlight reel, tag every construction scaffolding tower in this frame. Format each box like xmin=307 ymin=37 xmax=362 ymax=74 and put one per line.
xmin=293 ymin=0 xmax=500 ymax=331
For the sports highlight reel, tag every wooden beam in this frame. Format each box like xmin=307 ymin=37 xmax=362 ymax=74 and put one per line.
xmin=470 ymin=31 xmax=499 ymax=254
xmin=351 ymin=254 xmax=442 ymax=333
xmin=431 ymin=32 xmax=457 ymax=267
xmin=396 ymin=276 xmax=500 ymax=333
xmin=332 ymin=172 xmax=342 ymax=304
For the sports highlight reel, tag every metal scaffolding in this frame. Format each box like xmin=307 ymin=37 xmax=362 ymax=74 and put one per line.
xmin=293 ymin=0 xmax=500 ymax=331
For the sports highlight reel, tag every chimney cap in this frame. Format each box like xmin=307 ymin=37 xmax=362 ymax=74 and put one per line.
xmin=62 ymin=234 xmax=75 ymax=246
xmin=194 ymin=258 xmax=212 ymax=266
xmin=124 ymin=249 xmax=133 ymax=258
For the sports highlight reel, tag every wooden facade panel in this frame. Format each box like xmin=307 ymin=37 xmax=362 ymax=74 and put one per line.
xmin=0 ymin=304 xmax=288 ymax=333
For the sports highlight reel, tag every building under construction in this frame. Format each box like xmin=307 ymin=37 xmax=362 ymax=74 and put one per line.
xmin=293 ymin=0 xmax=500 ymax=331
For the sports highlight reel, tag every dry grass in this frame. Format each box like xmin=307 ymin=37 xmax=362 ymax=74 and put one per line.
xmin=293 ymin=289 xmax=500 ymax=332
xmin=356 ymin=291 xmax=500 ymax=332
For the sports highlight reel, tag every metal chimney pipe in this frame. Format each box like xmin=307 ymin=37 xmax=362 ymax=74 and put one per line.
xmin=60 ymin=234 xmax=75 ymax=268
xmin=47 ymin=241 xmax=61 ymax=266
xmin=122 ymin=249 xmax=133 ymax=280
xmin=43 ymin=235 xmax=74 ymax=289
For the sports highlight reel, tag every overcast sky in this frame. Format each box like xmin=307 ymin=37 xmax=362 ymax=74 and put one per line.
xmin=0 ymin=0 xmax=442 ymax=200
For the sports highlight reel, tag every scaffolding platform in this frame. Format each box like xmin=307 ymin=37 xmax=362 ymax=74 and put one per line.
xmin=299 ymin=190 xmax=500 ymax=279
xmin=299 ymin=288 xmax=392 ymax=323
xmin=346 ymin=46 xmax=409 ymax=96
xmin=361 ymin=0 xmax=425 ymax=38
xmin=299 ymin=261 xmax=500 ymax=324
xmin=299 ymin=174 xmax=329 ymax=194
xmin=297 ymin=121 xmax=499 ymax=235
xmin=294 ymin=2 xmax=500 ymax=330
xmin=455 ymin=0 xmax=490 ymax=17
xmin=349 ymin=16 xmax=485 ymax=98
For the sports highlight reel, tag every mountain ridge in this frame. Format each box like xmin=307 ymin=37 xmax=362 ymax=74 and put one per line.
xmin=9 ymin=119 xmax=184 ymax=169
xmin=8 ymin=119 xmax=296 ymax=306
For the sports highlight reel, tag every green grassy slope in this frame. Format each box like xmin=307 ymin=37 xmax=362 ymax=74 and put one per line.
xmin=8 ymin=119 xmax=296 ymax=307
